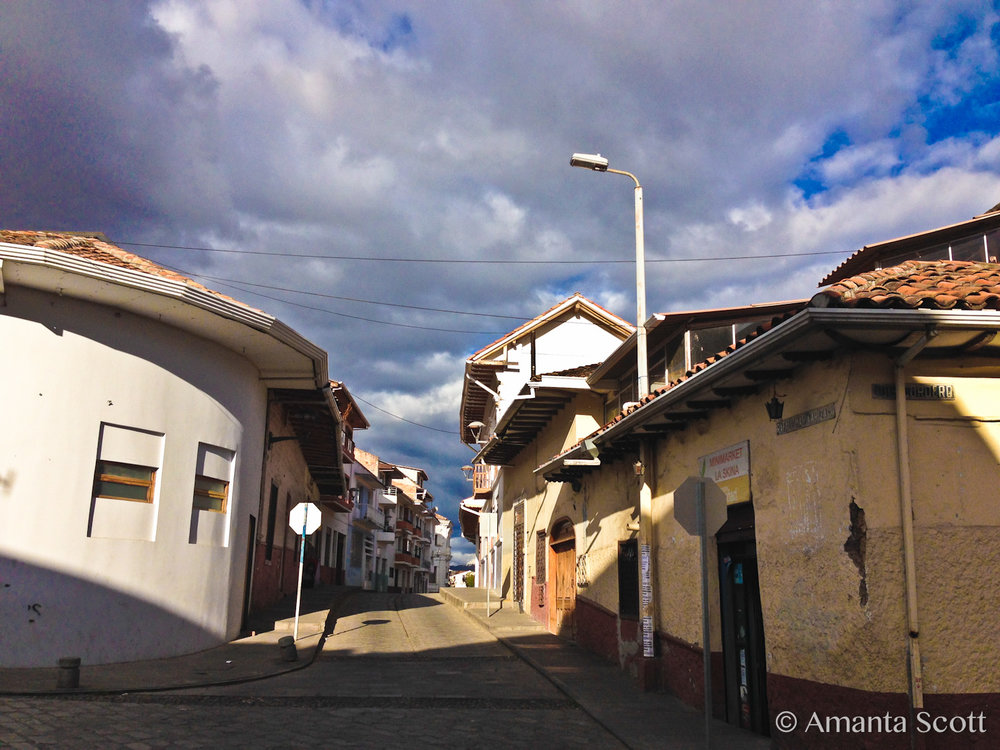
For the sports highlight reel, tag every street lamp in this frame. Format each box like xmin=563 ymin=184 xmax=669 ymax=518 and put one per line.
xmin=570 ymin=152 xmax=656 ymax=667
xmin=569 ymin=153 xmax=648 ymax=399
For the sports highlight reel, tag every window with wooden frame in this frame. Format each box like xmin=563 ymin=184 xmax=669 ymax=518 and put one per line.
xmin=193 ymin=475 xmax=229 ymax=512
xmin=94 ymin=461 xmax=157 ymax=503
xmin=192 ymin=443 xmax=234 ymax=514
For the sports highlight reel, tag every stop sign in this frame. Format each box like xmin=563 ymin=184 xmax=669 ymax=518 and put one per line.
xmin=673 ymin=477 xmax=727 ymax=536
xmin=288 ymin=502 xmax=322 ymax=535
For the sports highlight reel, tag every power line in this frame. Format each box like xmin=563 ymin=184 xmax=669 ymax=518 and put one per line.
xmin=353 ymin=394 xmax=458 ymax=435
xmin=120 ymin=239 xmax=845 ymax=265
xmin=196 ymin=273 xmax=509 ymax=335
xmin=167 ymin=263 xmax=622 ymax=334
xmin=186 ymin=270 xmax=527 ymax=321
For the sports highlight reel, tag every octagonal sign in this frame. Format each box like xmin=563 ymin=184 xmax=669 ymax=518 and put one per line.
xmin=673 ymin=477 xmax=727 ymax=537
xmin=288 ymin=501 xmax=322 ymax=536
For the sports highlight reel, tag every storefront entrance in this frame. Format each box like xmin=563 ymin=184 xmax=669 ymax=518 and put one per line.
xmin=717 ymin=504 xmax=769 ymax=736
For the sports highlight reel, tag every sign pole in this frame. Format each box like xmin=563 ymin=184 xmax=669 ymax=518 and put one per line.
xmin=293 ymin=505 xmax=308 ymax=641
xmin=673 ymin=475 xmax=726 ymax=750
xmin=698 ymin=479 xmax=712 ymax=749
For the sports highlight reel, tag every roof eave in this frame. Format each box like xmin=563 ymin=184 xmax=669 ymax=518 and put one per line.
xmin=543 ymin=306 xmax=1000 ymax=474
xmin=1 ymin=243 xmax=330 ymax=390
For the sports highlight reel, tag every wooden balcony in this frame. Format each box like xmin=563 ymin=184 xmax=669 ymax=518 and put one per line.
xmin=473 ymin=463 xmax=495 ymax=495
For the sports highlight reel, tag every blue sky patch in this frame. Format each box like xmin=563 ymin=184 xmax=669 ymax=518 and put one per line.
xmin=308 ymin=2 xmax=415 ymax=52
xmin=920 ymin=79 xmax=1000 ymax=143
xmin=791 ymin=130 xmax=853 ymax=199
xmin=931 ymin=14 xmax=979 ymax=52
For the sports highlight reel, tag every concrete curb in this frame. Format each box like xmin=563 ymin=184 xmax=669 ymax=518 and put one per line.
xmin=0 ymin=587 xmax=359 ymax=697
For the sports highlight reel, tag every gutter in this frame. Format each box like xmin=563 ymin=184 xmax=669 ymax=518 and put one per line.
xmin=0 ymin=243 xmax=328 ymax=369
xmin=893 ymin=328 xmax=937 ymax=717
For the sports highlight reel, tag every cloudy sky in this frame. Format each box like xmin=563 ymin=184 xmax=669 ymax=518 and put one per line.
xmin=4 ymin=1 xmax=1000 ymax=564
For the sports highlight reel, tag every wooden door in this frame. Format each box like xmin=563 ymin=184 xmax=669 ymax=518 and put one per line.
xmin=548 ymin=519 xmax=576 ymax=637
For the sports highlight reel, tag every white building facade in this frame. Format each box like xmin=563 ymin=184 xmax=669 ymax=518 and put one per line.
xmin=0 ymin=232 xmax=342 ymax=667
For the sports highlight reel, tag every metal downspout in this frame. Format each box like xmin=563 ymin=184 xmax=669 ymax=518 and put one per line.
xmin=894 ymin=329 xmax=936 ymax=714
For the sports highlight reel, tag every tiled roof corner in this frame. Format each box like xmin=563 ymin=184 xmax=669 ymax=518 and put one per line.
xmin=0 ymin=230 xmax=256 ymax=312
xmin=811 ymin=260 xmax=1000 ymax=310
xmin=538 ymin=310 xmax=797 ymax=466
xmin=535 ymin=363 xmax=603 ymax=379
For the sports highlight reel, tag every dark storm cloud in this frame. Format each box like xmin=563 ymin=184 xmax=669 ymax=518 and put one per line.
xmin=0 ymin=0 xmax=231 ymax=237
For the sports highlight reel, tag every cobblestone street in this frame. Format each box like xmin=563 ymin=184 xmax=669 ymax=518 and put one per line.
xmin=0 ymin=593 xmax=626 ymax=748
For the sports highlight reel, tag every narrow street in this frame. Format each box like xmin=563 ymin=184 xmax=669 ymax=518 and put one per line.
xmin=0 ymin=593 xmax=625 ymax=748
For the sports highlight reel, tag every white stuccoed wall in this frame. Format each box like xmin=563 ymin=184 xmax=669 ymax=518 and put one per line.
xmin=0 ymin=287 xmax=265 ymax=666
xmin=494 ymin=318 xmax=624 ymax=414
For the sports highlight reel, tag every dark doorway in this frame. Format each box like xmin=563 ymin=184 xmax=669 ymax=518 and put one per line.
xmin=335 ymin=531 xmax=346 ymax=585
xmin=618 ymin=538 xmax=639 ymax=620
xmin=241 ymin=514 xmax=256 ymax=630
xmin=717 ymin=505 xmax=769 ymax=736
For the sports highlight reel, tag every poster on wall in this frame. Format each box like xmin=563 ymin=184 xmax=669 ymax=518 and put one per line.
xmin=698 ymin=440 xmax=750 ymax=506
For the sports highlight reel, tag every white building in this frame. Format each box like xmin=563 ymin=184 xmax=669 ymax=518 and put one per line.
xmin=458 ymin=293 xmax=633 ymax=595
xmin=0 ymin=231 xmax=344 ymax=667
xmin=429 ymin=514 xmax=453 ymax=591
xmin=354 ymin=447 xmax=399 ymax=592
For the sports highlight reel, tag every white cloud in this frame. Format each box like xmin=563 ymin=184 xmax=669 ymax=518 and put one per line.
xmin=365 ymin=377 xmax=463 ymax=424
xmin=818 ymin=141 xmax=902 ymax=185
xmin=727 ymin=203 xmax=773 ymax=233
xmin=5 ymin=0 xmax=1000 ymax=529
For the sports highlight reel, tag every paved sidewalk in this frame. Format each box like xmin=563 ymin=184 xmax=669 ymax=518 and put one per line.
xmin=0 ymin=585 xmax=357 ymax=695
xmin=439 ymin=587 xmax=773 ymax=750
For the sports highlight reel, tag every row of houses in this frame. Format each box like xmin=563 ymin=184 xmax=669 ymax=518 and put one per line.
xmin=254 ymin=377 xmax=452 ymax=608
xmin=0 ymin=230 xmax=450 ymax=668
xmin=459 ymin=207 xmax=1000 ymax=747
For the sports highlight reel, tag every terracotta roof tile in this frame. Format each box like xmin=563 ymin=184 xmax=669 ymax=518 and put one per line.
xmin=542 ymin=260 xmax=1000 ymax=471
xmin=811 ymin=260 xmax=1000 ymax=310
xmin=0 ymin=230 xmax=256 ymax=311
xmin=534 ymin=363 xmax=602 ymax=379
xmin=539 ymin=311 xmax=797 ymax=465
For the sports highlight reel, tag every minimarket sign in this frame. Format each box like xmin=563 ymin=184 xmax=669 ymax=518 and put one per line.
xmin=698 ymin=440 xmax=750 ymax=506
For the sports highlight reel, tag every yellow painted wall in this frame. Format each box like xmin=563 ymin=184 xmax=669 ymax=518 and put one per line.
xmin=519 ymin=350 xmax=1000 ymax=696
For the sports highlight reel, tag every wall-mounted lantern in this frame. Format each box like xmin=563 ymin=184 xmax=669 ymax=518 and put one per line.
xmin=765 ymin=393 xmax=785 ymax=421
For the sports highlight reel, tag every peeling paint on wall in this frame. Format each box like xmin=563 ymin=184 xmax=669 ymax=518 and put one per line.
xmin=785 ymin=462 xmax=822 ymax=538
xmin=843 ymin=500 xmax=868 ymax=606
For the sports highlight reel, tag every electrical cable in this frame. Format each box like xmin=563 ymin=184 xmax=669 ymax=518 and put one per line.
xmin=120 ymin=239 xmax=845 ymax=264
xmin=353 ymin=394 xmax=459 ymax=435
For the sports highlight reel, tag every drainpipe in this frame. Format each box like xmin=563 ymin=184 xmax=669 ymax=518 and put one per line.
xmin=893 ymin=328 xmax=936 ymax=714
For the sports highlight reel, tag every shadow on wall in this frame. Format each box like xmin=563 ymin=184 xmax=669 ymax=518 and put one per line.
xmin=0 ymin=553 xmax=225 ymax=668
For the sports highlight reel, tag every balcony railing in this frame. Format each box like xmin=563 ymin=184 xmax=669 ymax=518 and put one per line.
xmin=394 ymin=551 xmax=420 ymax=567
xmin=473 ymin=463 xmax=495 ymax=494
xmin=363 ymin=502 xmax=384 ymax=529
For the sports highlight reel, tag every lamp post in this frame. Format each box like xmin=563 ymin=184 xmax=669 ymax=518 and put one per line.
xmin=570 ymin=153 xmax=648 ymax=399
xmin=570 ymin=153 xmax=657 ymax=671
